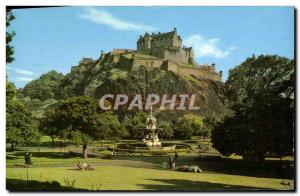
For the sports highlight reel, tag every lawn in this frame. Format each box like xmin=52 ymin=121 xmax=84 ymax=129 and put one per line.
xmin=6 ymin=165 xmax=293 ymax=191
xmin=6 ymin=139 xmax=295 ymax=191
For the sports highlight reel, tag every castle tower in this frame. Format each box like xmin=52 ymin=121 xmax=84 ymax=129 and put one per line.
xmin=144 ymin=33 xmax=152 ymax=49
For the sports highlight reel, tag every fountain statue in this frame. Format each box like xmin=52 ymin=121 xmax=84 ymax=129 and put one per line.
xmin=143 ymin=106 xmax=162 ymax=147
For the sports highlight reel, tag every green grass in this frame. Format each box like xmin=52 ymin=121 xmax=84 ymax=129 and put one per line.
xmin=6 ymin=139 xmax=295 ymax=191
xmin=7 ymin=165 xmax=293 ymax=191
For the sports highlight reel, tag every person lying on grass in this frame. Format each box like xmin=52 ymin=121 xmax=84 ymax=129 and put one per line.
xmin=177 ymin=165 xmax=203 ymax=173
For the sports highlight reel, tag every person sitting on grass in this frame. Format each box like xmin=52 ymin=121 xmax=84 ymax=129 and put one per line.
xmin=77 ymin=161 xmax=94 ymax=171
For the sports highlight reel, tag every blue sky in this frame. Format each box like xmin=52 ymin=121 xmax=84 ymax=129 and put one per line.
xmin=7 ymin=6 xmax=294 ymax=88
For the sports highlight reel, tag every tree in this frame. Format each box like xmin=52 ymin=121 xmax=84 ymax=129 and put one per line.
xmin=40 ymin=108 xmax=58 ymax=146
xmin=20 ymin=97 xmax=59 ymax=119
xmin=43 ymin=96 xmax=98 ymax=158
xmin=226 ymin=55 xmax=294 ymax=110
xmin=68 ymin=130 xmax=82 ymax=147
xmin=32 ymin=131 xmax=43 ymax=152
xmin=94 ymin=112 xmax=127 ymax=145
xmin=6 ymin=10 xmax=15 ymax=64
xmin=175 ymin=114 xmax=204 ymax=139
xmin=212 ymin=55 xmax=294 ymax=162
xmin=43 ymin=96 xmax=125 ymax=158
xmin=6 ymin=79 xmax=16 ymax=101
xmin=6 ymin=80 xmax=39 ymax=151
xmin=6 ymin=11 xmax=42 ymax=152
xmin=201 ymin=116 xmax=217 ymax=140
xmin=123 ymin=112 xmax=147 ymax=139
xmin=26 ymin=98 xmax=43 ymax=116
xmin=6 ymin=99 xmax=38 ymax=151
xmin=64 ymin=130 xmax=92 ymax=158
xmin=158 ymin=121 xmax=174 ymax=139
xmin=22 ymin=71 xmax=64 ymax=101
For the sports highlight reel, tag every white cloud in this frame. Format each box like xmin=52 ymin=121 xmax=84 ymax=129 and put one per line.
xmin=13 ymin=77 xmax=34 ymax=82
xmin=80 ymin=8 xmax=155 ymax=32
xmin=7 ymin=66 xmax=34 ymax=75
xmin=184 ymin=34 xmax=234 ymax=58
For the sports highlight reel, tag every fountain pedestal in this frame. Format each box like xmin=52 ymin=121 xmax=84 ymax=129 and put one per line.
xmin=143 ymin=106 xmax=161 ymax=147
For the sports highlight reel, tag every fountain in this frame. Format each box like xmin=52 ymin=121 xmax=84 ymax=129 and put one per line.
xmin=111 ymin=106 xmax=192 ymax=153
xmin=142 ymin=106 xmax=162 ymax=147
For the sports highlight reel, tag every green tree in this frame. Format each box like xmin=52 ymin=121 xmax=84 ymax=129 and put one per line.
xmin=123 ymin=112 xmax=147 ymax=139
xmin=32 ymin=131 xmax=43 ymax=152
xmin=94 ymin=112 xmax=127 ymax=145
xmin=6 ymin=10 xmax=15 ymax=64
xmin=5 ymin=12 xmax=38 ymax=151
xmin=158 ymin=121 xmax=174 ymax=139
xmin=43 ymin=96 xmax=98 ymax=158
xmin=6 ymin=79 xmax=16 ymax=101
xmin=226 ymin=55 xmax=294 ymax=110
xmin=68 ymin=130 xmax=82 ymax=147
xmin=22 ymin=71 xmax=64 ymax=101
xmin=6 ymin=80 xmax=39 ymax=151
xmin=6 ymin=99 xmax=38 ymax=151
xmin=175 ymin=114 xmax=204 ymax=139
xmin=64 ymin=130 xmax=92 ymax=158
xmin=43 ymin=96 xmax=125 ymax=158
xmin=26 ymin=98 xmax=43 ymax=116
xmin=212 ymin=55 xmax=294 ymax=162
xmin=201 ymin=116 xmax=217 ymax=140
xmin=40 ymin=108 xmax=58 ymax=146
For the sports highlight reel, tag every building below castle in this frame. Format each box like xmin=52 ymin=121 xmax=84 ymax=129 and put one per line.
xmin=136 ymin=28 xmax=195 ymax=64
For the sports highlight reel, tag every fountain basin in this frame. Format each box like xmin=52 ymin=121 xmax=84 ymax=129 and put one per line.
xmin=116 ymin=142 xmax=191 ymax=153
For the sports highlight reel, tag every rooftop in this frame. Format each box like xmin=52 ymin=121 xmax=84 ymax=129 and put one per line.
xmin=138 ymin=28 xmax=181 ymax=43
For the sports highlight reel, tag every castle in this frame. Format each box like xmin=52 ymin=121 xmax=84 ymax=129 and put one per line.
xmin=137 ymin=28 xmax=195 ymax=64
xmin=76 ymin=28 xmax=222 ymax=81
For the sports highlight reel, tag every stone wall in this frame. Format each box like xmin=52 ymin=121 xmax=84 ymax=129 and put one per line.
xmin=132 ymin=58 xmax=164 ymax=70
xmin=105 ymin=50 xmax=221 ymax=81
xmin=177 ymin=66 xmax=221 ymax=81
xmin=151 ymin=37 xmax=173 ymax=48
xmin=164 ymin=48 xmax=191 ymax=63
xmin=112 ymin=49 xmax=134 ymax=54
xmin=137 ymin=47 xmax=193 ymax=64
xmin=150 ymin=48 xmax=165 ymax=59
xmin=162 ymin=60 xmax=221 ymax=81
xmin=162 ymin=60 xmax=178 ymax=72
xmin=172 ymin=35 xmax=182 ymax=48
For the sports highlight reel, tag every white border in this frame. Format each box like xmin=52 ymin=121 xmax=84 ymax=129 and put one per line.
xmin=1 ymin=0 xmax=300 ymax=6
xmin=1 ymin=0 xmax=298 ymax=196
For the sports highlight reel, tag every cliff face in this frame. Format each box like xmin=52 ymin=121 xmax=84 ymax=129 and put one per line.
xmin=57 ymin=51 xmax=230 ymax=119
